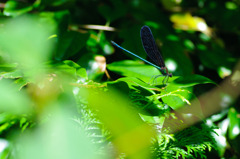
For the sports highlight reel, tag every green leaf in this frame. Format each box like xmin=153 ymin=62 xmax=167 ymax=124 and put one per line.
xmin=158 ymin=84 xmax=203 ymax=118
xmin=0 ymin=63 xmax=18 ymax=71
xmin=21 ymin=122 xmax=29 ymax=132
xmin=108 ymin=60 xmax=165 ymax=82
xmin=113 ymin=77 xmax=159 ymax=90
xmin=172 ymin=74 xmax=216 ymax=87
xmin=139 ymin=114 xmax=165 ymax=126
xmin=184 ymin=39 xmax=195 ymax=50
xmin=0 ymin=70 xmax=22 ymax=79
xmin=20 ymin=117 xmax=27 ymax=128
xmin=14 ymin=78 xmax=29 ymax=90
xmin=161 ymin=87 xmax=192 ymax=110
xmin=107 ymin=81 xmax=130 ymax=95
xmin=49 ymin=60 xmax=87 ymax=79
xmin=76 ymin=68 xmax=88 ymax=79
xmin=0 ymin=123 xmax=10 ymax=134
xmin=4 ymin=0 xmax=33 ymax=16
xmin=225 ymin=2 xmax=238 ymax=10
xmin=63 ymin=60 xmax=88 ymax=79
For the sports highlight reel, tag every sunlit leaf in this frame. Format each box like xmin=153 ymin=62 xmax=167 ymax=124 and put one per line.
xmin=228 ymin=108 xmax=240 ymax=140
xmin=218 ymin=67 xmax=232 ymax=79
xmin=161 ymin=0 xmax=182 ymax=11
xmin=4 ymin=0 xmax=33 ymax=16
xmin=170 ymin=13 xmax=211 ymax=35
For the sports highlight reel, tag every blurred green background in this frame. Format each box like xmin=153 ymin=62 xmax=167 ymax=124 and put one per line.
xmin=0 ymin=0 xmax=240 ymax=158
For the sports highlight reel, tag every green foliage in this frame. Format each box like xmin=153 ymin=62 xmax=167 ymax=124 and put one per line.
xmin=0 ymin=0 xmax=240 ymax=158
